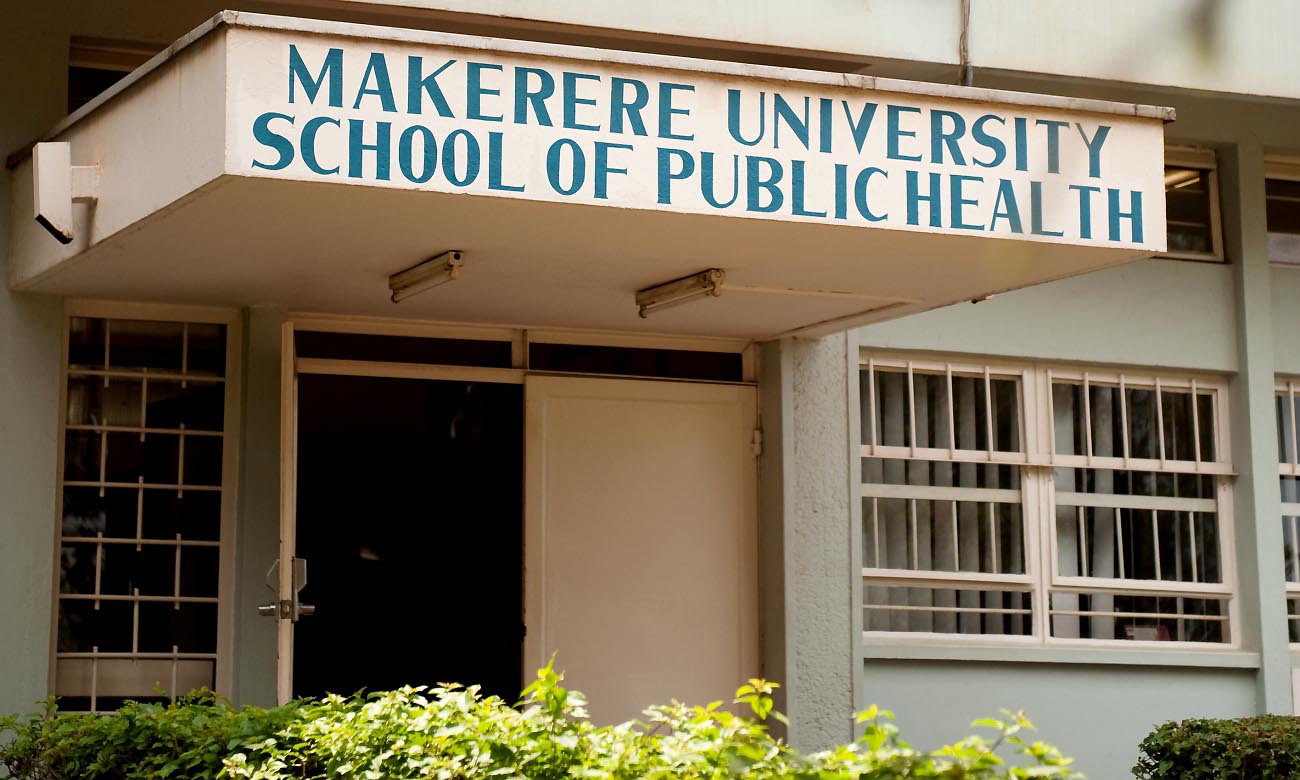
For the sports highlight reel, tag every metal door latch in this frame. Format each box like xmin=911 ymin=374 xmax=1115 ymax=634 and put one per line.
xmin=256 ymin=558 xmax=315 ymax=621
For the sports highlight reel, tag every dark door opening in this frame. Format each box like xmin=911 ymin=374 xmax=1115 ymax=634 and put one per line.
xmin=293 ymin=373 xmax=523 ymax=701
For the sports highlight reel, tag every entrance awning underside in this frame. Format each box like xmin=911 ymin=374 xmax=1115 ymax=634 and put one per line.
xmin=8 ymin=12 xmax=1170 ymax=340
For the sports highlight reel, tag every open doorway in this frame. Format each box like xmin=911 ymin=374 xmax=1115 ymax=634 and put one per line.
xmin=291 ymin=373 xmax=523 ymax=701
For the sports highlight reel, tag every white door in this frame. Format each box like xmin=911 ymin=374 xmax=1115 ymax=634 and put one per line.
xmin=524 ymin=375 xmax=758 ymax=723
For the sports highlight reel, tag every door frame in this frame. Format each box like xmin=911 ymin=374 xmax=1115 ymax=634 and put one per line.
xmin=274 ymin=314 xmax=756 ymax=703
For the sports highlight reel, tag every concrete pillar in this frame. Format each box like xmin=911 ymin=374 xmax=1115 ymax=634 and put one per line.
xmin=758 ymin=333 xmax=858 ymax=748
xmin=1219 ymin=141 xmax=1291 ymax=713
xmin=0 ymin=0 xmax=71 ymax=716
xmin=231 ymin=306 xmax=286 ymax=706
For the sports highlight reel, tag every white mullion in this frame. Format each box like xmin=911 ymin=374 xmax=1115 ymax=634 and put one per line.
xmin=63 ymin=536 xmax=219 ymax=548
xmin=1046 ymin=369 xmax=1058 ymax=462
xmin=90 ymin=650 xmax=98 ymax=712
xmin=61 ymin=593 xmax=219 ymax=604
xmin=864 ymin=603 xmax=1032 ymax=617
xmin=861 ymin=569 xmax=1032 ymax=587
xmin=861 ymin=482 xmax=1020 ymax=503
xmin=1050 ymin=578 xmax=1231 ymax=597
xmin=1055 ymin=491 xmax=1216 ymax=513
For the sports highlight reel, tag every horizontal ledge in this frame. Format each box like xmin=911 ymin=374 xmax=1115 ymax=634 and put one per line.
xmin=863 ymin=640 xmax=1261 ymax=669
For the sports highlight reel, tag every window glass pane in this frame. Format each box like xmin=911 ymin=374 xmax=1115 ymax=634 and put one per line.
xmin=108 ymin=320 xmax=184 ymax=372
xmin=146 ymin=380 xmax=224 ymax=431
xmin=1053 ymin=380 xmax=1216 ymax=464
xmin=863 ymin=367 xmax=1020 ymax=453
xmin=66 ymin=377 xmax=142 ymax=427
xmin=864 ymin=585 xmax=1032 ymax=636
xmin=861 ymin=494 xmax=1023 ymax=576
xmin=1165 ymin=166 xmax=1214 ymax=255
xmin=1050 ymin=592 xmax=1226 ymax=643
xmin=1266 ymin=178 xmax=1300 ymax=265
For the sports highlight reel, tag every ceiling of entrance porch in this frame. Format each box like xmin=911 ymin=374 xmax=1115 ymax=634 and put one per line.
xmin=11 ymin=172 xmax=1146 ymax=340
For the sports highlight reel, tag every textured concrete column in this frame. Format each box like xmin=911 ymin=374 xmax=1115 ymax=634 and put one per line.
xmin=1219 ymin=141 xmax=1291 ymax=713
xmin=231 ymin=307 xmax=287 ymax=706
xmin=758 ymin=333 xmax=857 ymax=749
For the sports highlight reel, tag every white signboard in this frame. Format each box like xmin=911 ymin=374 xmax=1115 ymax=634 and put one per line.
xmin=229 ymin=32 xmax=1167 ymax=251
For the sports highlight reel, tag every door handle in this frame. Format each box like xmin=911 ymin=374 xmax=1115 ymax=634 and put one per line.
xmin=256 ymin=558 xmax=315 ymax=621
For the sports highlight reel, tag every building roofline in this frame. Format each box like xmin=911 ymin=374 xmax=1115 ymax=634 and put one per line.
xmin=8 ymin=9 xmax=1175 ymax=169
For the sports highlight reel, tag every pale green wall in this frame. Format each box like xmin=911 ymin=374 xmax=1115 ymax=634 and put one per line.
xmin=0 ymin=0 xmax=71 ymax=718
xmin=857 ymin=258 xmax=1236 ymax=371
xmin=1272 ymin=265 xmax=1300 ymax=374
xmin=862 ymin=662 xmax=1256 ymax=780
xmin=848 ymin=77 xmax=1300 ymax=750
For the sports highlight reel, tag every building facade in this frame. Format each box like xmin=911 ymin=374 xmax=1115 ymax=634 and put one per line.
xmin=2 ymin=3 xmax=1299 ymax=779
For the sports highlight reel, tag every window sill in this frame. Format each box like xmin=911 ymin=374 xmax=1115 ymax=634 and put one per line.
xmin=863 ymin=639 xmax=1261 ymax=669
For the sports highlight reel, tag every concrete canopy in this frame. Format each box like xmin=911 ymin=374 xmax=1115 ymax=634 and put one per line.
xmin=7 ymin=12 xmax=1172 ymax=339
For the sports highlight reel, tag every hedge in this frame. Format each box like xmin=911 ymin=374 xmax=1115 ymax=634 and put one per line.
xmin=1 ymin=661 xmax=1079 ymax=780
xmin=1134 ymin=715 xmax=1300 ymax=780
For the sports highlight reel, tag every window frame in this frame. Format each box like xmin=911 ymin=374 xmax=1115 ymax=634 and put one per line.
xmin=859 ymin=350 xmax=1238 ymax=652
xmin=1160 ymin=145 xmax=1225 ymax=264
xmin=1274 ymin=376 xmax=1300 ymax=648
xmin=1264 ymin=156 xmax=1300 ymax=267
xmin=51 ymin=300 xmax=242 ymax=709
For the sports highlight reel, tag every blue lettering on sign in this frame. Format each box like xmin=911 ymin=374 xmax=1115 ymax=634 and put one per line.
xmin=254 ymin=46 xmax=1147 ymax=246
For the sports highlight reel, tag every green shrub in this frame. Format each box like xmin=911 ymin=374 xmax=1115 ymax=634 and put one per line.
xmin=2 ymin=662 xmax=1079 ymax=780
xmin=1134 ymin=715 xmax=1300 ymax=779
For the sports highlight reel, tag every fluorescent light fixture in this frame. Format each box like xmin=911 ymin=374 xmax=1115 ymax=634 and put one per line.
xmin=389 ymin=250 xmax=464 ymax=303
xmin=636 ymin=268 xmax=725 ymax=318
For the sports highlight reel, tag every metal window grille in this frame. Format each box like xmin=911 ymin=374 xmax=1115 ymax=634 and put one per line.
xmin=860 ymin=355 xmax=1235 ymax=646
xmin=55 ymin=315 xmax=232 ymax=711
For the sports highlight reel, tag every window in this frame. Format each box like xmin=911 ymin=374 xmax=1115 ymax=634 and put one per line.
xmin=860 ymin=355 xmax=1235 ymax=646
xmin=1266 ymin=158 xmax=1300 ymax=266
xmin=55 ymin=311 xmax=236 ymax=711
xmin=1162 ymin=146 xmax=1223 ymax=262
xmin=67 ymin=37 xmax=157 ymax=114
xmin=1276 ymin=378 xmax=1300 ymax=642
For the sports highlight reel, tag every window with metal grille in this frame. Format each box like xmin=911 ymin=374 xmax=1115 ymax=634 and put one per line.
xmin=1276 ymin=378 xmax=1300 ymax=643
xmin=860 ymin=355 xmax=1235 ymax=647
xmin=56 ymin=313 xmax=234 ymax=711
